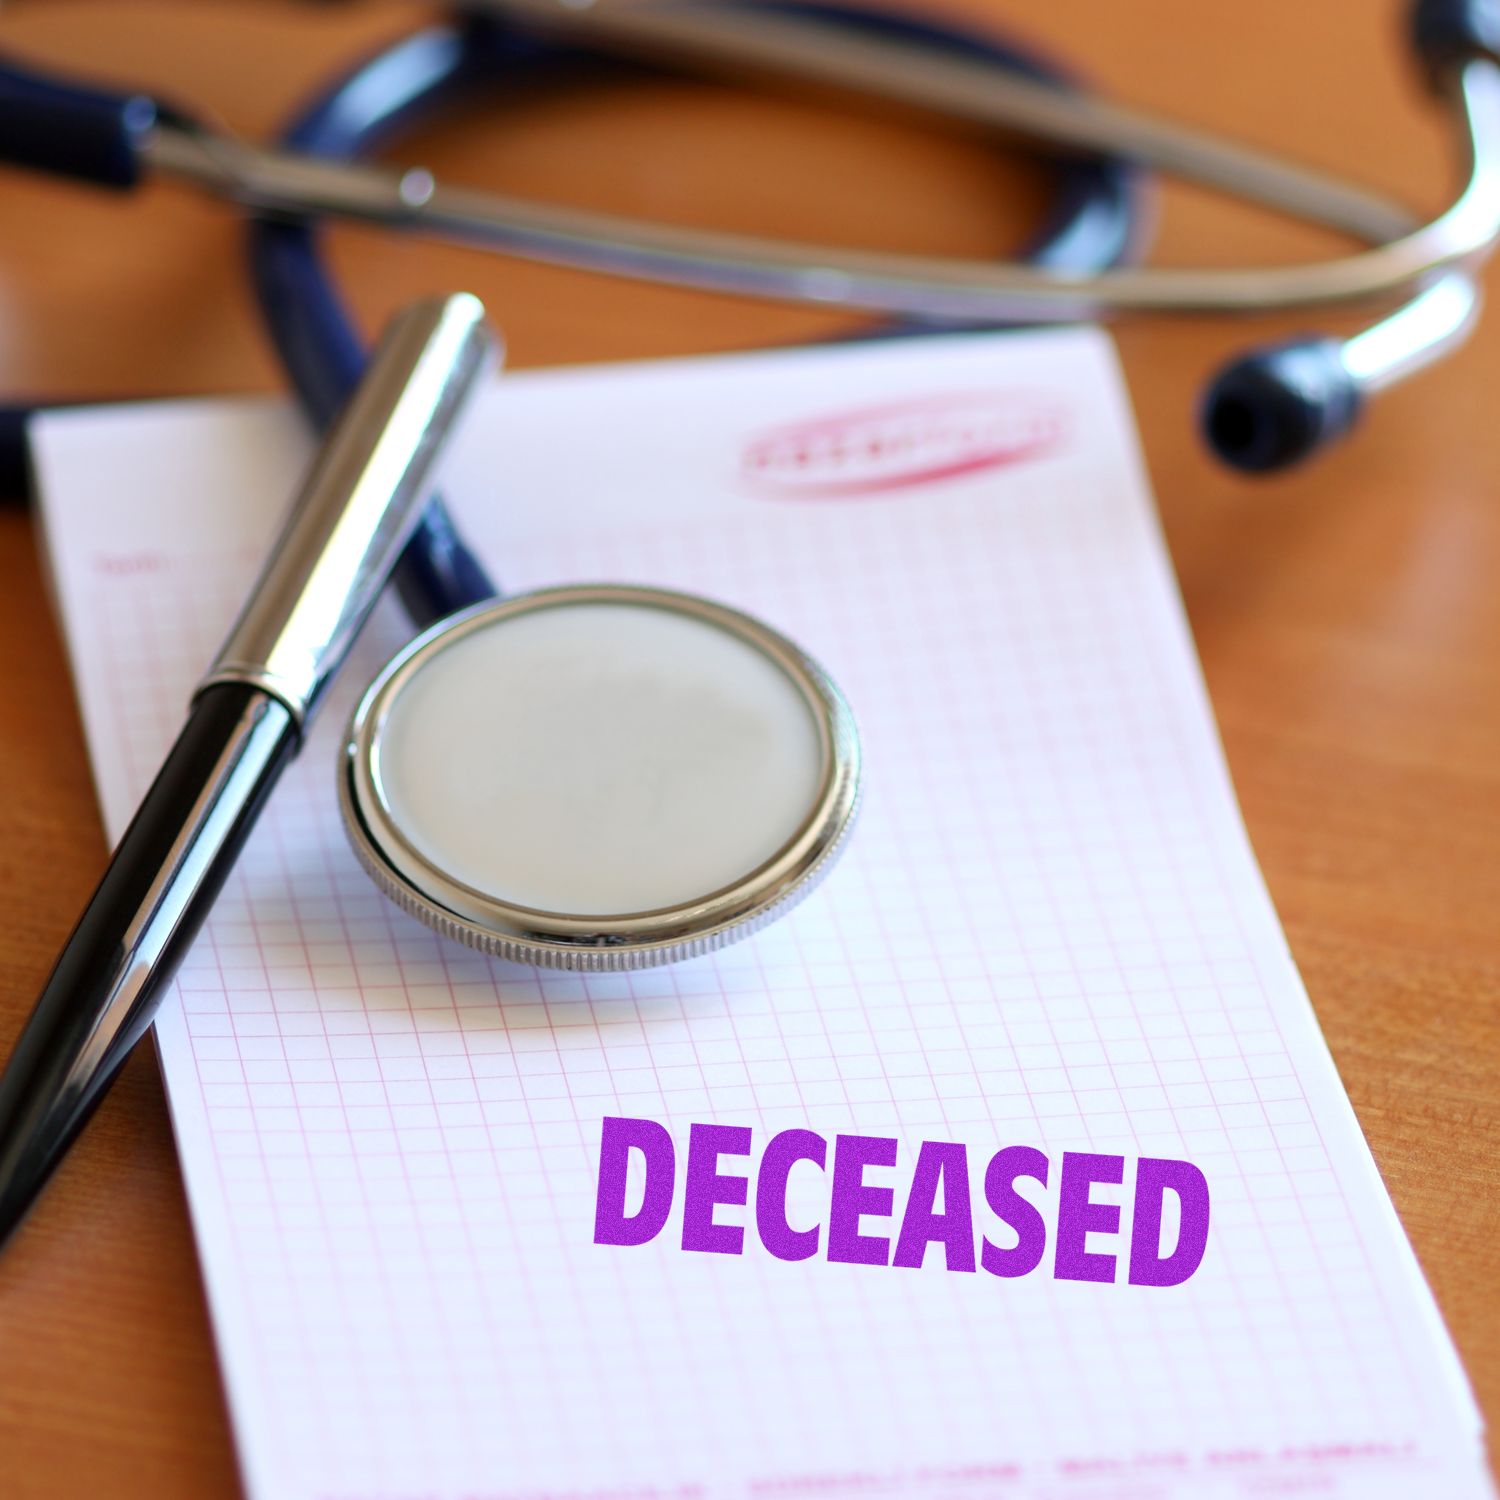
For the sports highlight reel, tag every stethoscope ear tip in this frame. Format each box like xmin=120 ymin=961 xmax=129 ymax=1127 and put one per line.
xmin=1198 ymin=337 xmax=1363 ymax=476
xmin=1410 ymin=0 xmax=1500 ymax=90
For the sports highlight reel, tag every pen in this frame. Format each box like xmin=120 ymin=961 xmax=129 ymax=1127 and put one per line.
xmin=0 ymin=292 xmax=497 ymax=1251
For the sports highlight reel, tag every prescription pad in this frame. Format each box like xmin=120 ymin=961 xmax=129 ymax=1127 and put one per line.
xmin=31 ymin=328 xmax=1492 ymax=1500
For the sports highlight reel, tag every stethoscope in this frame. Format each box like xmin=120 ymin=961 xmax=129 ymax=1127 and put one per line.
xmin=3 ymin=0 xmax=1498 ymax=968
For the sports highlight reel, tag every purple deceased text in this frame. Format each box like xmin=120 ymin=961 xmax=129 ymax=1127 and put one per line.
xmin=594 ymin=1117 xmax=1211 ymax=1287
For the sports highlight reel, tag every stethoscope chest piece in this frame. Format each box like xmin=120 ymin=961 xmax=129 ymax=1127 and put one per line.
xmin=340 ymin=584 xmax=861 ymax=971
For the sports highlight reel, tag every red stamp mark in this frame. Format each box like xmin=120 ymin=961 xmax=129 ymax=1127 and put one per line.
xmin=741 ymin=389 xmax=1069 ymax=499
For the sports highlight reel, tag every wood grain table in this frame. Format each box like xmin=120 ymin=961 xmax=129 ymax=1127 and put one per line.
xmin=0 ymin=2 xmax=1495 ymax=1494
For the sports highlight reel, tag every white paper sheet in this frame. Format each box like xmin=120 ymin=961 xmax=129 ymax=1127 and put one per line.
xmin=30 ymin=328 xmax=1491 ymax=1500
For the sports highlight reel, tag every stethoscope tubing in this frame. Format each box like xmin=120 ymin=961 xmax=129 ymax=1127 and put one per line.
xmin=1 ymin=0 xmax=1495 ymax=482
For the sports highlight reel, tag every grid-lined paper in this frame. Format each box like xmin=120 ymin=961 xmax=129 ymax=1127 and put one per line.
xmin=31 ymin=328 xmax=1490 ymax=1500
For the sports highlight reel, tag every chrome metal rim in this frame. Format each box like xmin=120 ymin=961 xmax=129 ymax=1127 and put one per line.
xmin=339 ymin=584 xmax=861 ymax=970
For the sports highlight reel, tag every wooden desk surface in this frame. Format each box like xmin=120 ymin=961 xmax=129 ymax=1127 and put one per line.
xmin=0 ymin=2 xmax=1495 ymax=1493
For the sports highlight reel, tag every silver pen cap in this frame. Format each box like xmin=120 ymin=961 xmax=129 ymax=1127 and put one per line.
xmin=200 ymin=291 xmax=498 ymax=727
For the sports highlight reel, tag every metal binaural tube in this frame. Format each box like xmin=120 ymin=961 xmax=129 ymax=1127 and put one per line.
xmin=141 ymin=41 xmax=1500 ymax=321
xmin=1339 ymin=271 xmax=1482 ymax=392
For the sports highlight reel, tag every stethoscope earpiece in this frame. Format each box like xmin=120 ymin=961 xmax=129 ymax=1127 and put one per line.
xmin=1200 ymin=337 xmax=1363 ymax=475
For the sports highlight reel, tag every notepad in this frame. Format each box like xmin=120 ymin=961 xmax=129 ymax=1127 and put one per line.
xmin=31 ymin=328 xmax=1492 ymax=1500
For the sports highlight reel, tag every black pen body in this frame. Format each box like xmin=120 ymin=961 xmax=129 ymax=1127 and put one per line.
xmin=0 ymin=682 xmax=299 ymax=1247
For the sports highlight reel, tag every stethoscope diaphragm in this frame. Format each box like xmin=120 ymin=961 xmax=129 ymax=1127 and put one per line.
xmin=339 ymin=584 xmax=861 ymax=971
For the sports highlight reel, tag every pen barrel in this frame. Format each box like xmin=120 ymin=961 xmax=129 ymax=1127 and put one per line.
xmin=0 ymin=684 xmax=299 ymax=1245
xmin=200 ymin=292 xmax=497 ymax=727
